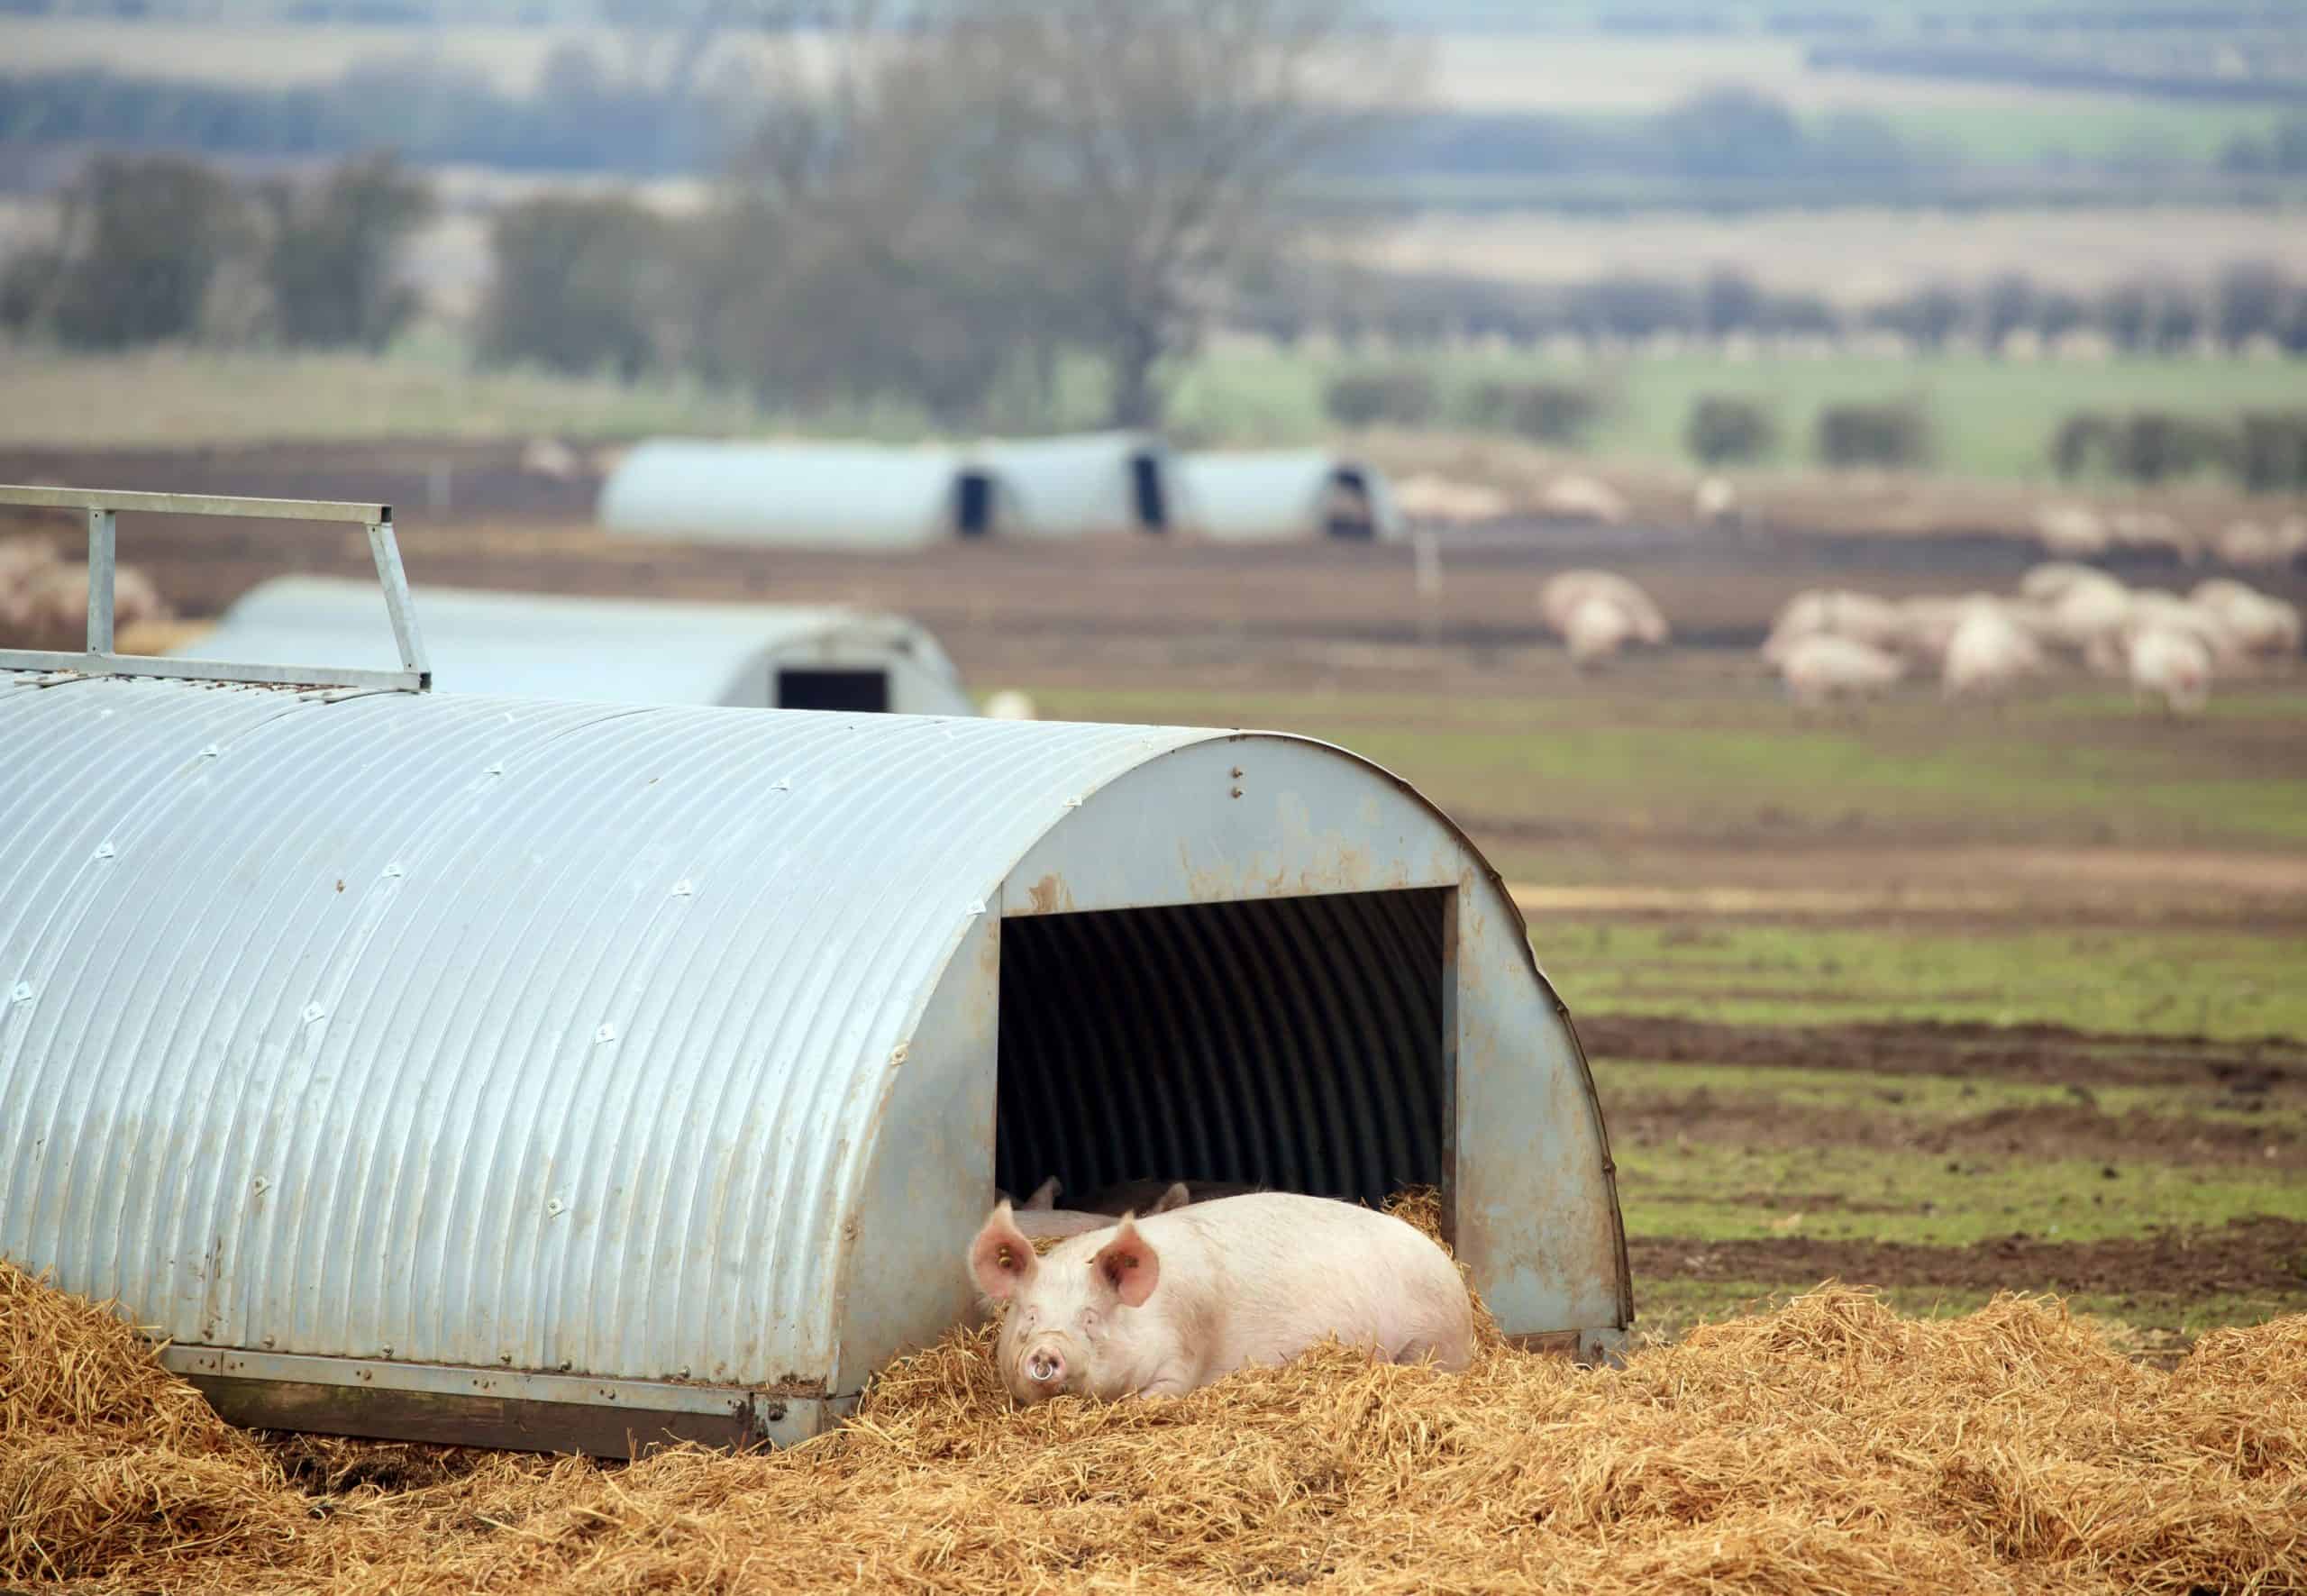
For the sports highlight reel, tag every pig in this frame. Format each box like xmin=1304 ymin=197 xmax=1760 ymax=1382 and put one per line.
xmin=966 ymin=1191 xmax=1474 ymax=1405
xmin=1082 ymin=1177 xmax=1258 ymax=1216
xmin=1001 ymin=1176 xmax=1117 ymax=1243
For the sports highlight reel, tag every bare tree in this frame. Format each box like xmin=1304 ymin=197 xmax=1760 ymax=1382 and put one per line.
xmin=711 ymin=0 xmax=1409 ymax=428
xmin=928 ymin=0 xmax=1409 ymax=427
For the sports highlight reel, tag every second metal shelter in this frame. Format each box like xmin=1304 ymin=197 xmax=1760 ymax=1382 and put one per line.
xmin=175 ymin=576 xmax=977 ymax=716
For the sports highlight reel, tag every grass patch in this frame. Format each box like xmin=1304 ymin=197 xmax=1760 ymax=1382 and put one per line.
xmin=1869 ymin=100 xmax=2284 ymax=167
xmin=1595 ymin=1056 xmax=2304 ymax=1130
xmin=0 ymin=342 xmax=780 ymax=450
xmin=1617 ymin=1138 xmax=2303 ymax=1246
xmin=1544 ymin=921 xmax=2307 ymax=1040
xmin=1027 ymin=684 xmax=2307 ymax=852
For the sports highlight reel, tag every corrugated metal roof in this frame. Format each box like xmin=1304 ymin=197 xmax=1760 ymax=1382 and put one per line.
xmin=598 ymin=440 xmax=983 ymax=548
xmin=0 ymin=673 xmax=1203 ymax=1388
xmin=174 ymin=577 xmax=975 ymax=714
xmin=1178 ymin=450 xmax=1403 ymax=543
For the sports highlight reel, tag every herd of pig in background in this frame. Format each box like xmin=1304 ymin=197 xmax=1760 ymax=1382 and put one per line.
xmin=1 ymin=524 xmax=2297 ymax=716
xmin=0 ymin=535 xmax=170 ymax=648
xmin=1543 ymin=563 xmax=2303 ymax=715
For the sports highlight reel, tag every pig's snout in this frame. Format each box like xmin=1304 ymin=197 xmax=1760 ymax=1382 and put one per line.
xmin=1008 ymin=1335 xmax=1078 ymax=1403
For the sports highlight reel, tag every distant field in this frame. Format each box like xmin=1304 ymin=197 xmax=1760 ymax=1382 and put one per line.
xmin=1340 ymin=207 xmax=2307 ymax=303
xmin=1547 ymin=921 xmax=2307 ymax=1039
xmin=0 ymin=343 xmax=779 ymax=451
xmin=1171 ymin=346 xmax=2307 ymax=480
xmin=5 ymin=341 xmax=2302 ymax=486
xmin=1026 ymin=682 xmax=2307 ymax=861
xmin=0 ymin=17 xmax=2285 ymax=146
xmin=0 ymin=20 xmax=656 ymax=92
xmin=1879 ymin=99 xmax=2285 ymax=166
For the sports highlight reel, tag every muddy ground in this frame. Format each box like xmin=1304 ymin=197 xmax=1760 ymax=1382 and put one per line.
xmin=1583 ymin=1017 xmax=2307 ymax=1094
xmin=1594 ymin=1015 xmax=2307 ymax=1324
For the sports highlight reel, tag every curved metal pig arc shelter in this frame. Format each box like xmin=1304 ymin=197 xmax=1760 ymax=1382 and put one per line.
xmin=0 ymin=673 xmax=1630 ymax=1455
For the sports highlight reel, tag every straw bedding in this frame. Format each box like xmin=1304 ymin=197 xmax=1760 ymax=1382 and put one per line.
xmin=4 ymin=1196 xmax=2301 ymax=1595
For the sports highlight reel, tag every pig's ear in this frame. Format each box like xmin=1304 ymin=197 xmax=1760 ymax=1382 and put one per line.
xmin=1025 ymin=1177 xmax=1060 ymax=1212
xmin=1091 ymin=1214 xmax=1160 ymax=1309
xmin=1153 ymin=1181 xmax=1190 ymax=1214
xmin=970 ymin=1201 xmax=1037 ymax=1300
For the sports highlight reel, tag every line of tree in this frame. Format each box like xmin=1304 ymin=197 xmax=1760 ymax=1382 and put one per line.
xmin=2055 ymin=408 xmax=2307 ymax=492
xmin=1320 ymin=371 xmax=1934 ymax=470
xmin=0 ymin=152 xmax=433 ymax=351
xmin=1257 ymin=262 xmax=2307 ymax=356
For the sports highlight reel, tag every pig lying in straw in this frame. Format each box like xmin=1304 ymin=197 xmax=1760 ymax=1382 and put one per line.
xmin=968 ymin=1191 xmax=1474 ymax=1404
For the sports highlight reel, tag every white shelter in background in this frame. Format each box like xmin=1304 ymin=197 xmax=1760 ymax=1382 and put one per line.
xmin=597 ymin=433 xmax=1180 ymax=548
xmin=970 ymin=431 xmax=1175 ymax=538
xmin=1176 ymin=450 xmax=1402 ymax=543
xmin=597 ymin=440 xmax=1008 ymax=547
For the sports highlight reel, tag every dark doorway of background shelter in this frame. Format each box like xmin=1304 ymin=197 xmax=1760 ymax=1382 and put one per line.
xmin=1131 ymin=453 xmax=1169 ymax=531
xmin=955 ymin=471 xmax=996 ymax=537
xmin=1326 ymin=469 xmax=1377 ymax=540
xmin=777 ymin=669 xmax=891 ymax=713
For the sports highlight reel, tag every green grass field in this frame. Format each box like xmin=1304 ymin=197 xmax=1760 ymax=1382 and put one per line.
xmin=1168 ymin=348 xmax=2307 ymax=480
xmin=1618 ymin=1140 xmax=2300 ymax=1248
xmin=1544 ymin=922 xmax=2307 ymax=1040
xmin=1025 ymin=685 xmax=2307 ymax=853
xmin=1873 ymin=100 xmax=2284 ymax=166
xmin=7 ymin=333 xmax=2301 ymax=487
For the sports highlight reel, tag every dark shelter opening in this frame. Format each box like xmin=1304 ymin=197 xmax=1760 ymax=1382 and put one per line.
xmin=776 ymin=668 xmax=891 ymax=712
xmin=995 ymin=888 xmax=1449 ymax=1213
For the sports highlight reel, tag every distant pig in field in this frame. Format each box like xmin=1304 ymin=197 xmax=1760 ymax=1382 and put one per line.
xmin=1082 ymin=1177 xmax=1259 ymax=1216
xmin=967 ymin=1192 xmax=1473 ymax=1404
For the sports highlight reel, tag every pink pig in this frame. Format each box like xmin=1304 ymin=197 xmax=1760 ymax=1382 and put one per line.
xmin=1009 ymin=1176 xmax=1122 ymax=1243
xmin=967 ymin=1191 xmax=1473 ymax=1404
